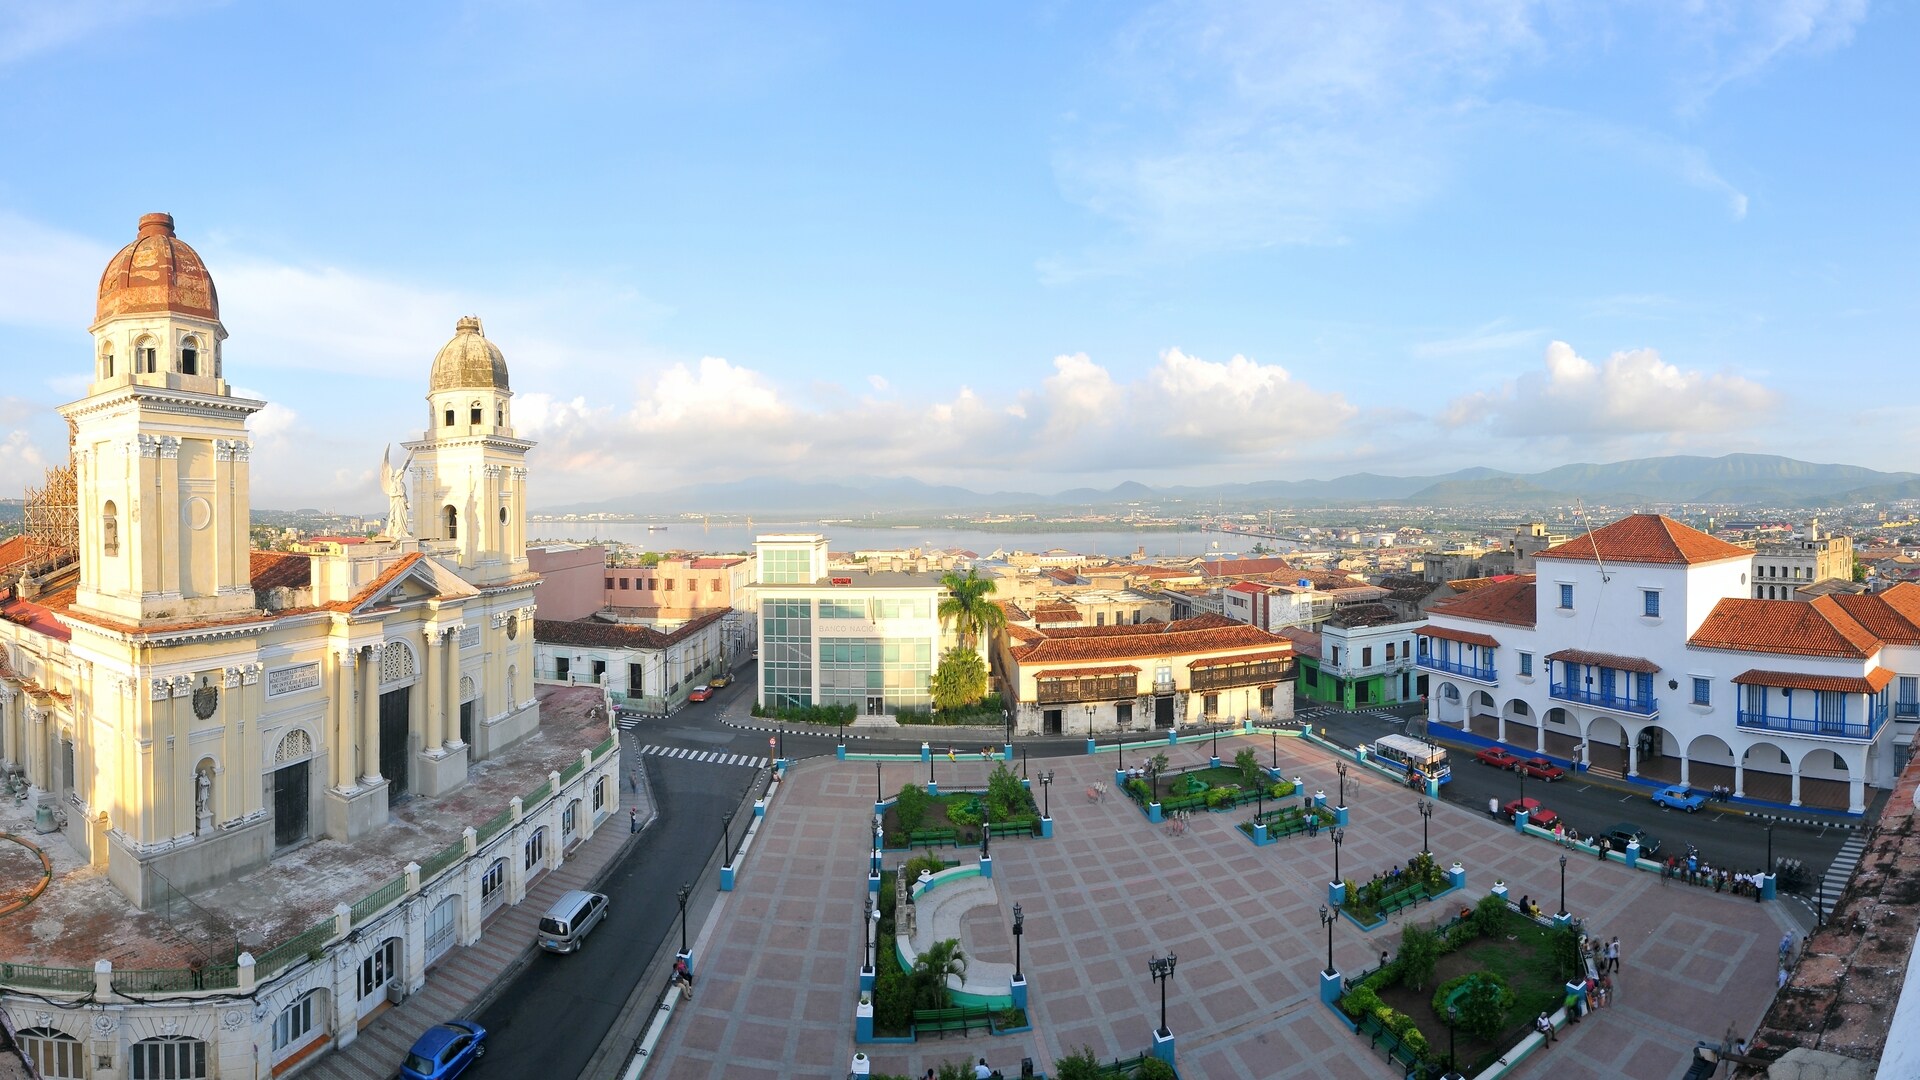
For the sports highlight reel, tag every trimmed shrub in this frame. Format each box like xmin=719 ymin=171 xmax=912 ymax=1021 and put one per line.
xmin=1270 ymin=780 xmax=1297 ymax=799
xmin=1137 ymin=1058 xmax=1178 ymax=1080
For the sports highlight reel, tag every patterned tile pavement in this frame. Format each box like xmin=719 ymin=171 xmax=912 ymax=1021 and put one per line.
xmin=649 ymin=736 xmax=1791 ymax=1078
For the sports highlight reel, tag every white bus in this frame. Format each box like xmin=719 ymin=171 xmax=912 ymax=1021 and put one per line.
xmin=1371 ymin=734 xmax=1451 ymax=784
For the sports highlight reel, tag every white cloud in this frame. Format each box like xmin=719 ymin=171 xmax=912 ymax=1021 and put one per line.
xmin=1441 ymin=340 xmax=1778 ymax=439
xmin=1148 ymin=348 xmax=1357 ymax=448
xmin=867 ymin=374 xmax=890 ymax=393
xmin=1675 ymin=0 xmax=1869 ymax=113
xmin=0 ymin=0 xmax=221 ymax=68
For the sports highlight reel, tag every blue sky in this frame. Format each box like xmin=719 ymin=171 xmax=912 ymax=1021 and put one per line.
xmin=0 ymin=0 xmax=1913 ymax=510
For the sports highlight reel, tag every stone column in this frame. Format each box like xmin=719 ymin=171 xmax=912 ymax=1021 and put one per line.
xmin=444 ymin=626 xmax=462 ymax=749
xmin=1679 ymin=753 xmax=1690 ymax=787
xmin=1790 ymin=768 xmax=1802 ymax=808
xmin=1626 ymin=737 xmax=1639 ymax=778
xmin=1733 ymin=758 xmax=1745 ymax=799
xmin=423 ymin=629 xmax=442 ymax=753
xmin=334 ymin=650 xmax=356 ymax=789
xmin=360 ymin=644 xmax=382 ymax=784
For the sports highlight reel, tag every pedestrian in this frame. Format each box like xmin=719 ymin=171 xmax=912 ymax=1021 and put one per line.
xmin=672 ymin=956 xmax=694 ymax=1001
xmin=1777 ymin=966 xmax=1789 ymax=990
xmin=189 ymin=957 xmax=204 ymax=990
xmin=1489 ymin=795 xmax=1501 ymax=818
xmin=627 ymin=768 xmax=637 ymax=791
xmin=1779 ymin=933 xmax=1794 ymax=965
xmin=1608 ymin=937 xmax=1620 ymax=973
xmin=1536 ymin=1012 xmax=1557 ymax=1044
xmin=1308 ymin=815 xmax=1319 ymax=837
xmin=629 ymin=807 xmax=639 ymax=833
xmin=974 ymin=1057 xmax=994 ymax=1079
xmin=1380 ymin=949 xmax=1390 ymax=969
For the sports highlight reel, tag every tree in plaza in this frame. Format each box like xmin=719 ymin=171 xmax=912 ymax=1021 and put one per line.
xmin=912 ymin=937 xmax=969 ymax=1009
xmin=931 ymin=647 xmax=989 ymax=709
xmin=1396 ymin=923 xmax=1442 ymax=991
xmin=937 ymin=567 xmax=1008 ymax=653
xmin=1234 ymin=748 xmax=1262 ymax=788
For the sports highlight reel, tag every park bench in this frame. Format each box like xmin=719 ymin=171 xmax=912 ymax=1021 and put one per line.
xmin=987 ymin=820 xmax=1035 ymax=838
xmin=1268 ymin=815 xmax=1311 ymax=838
xmin=908 ymin=828 xmax=957 ymax=848
xmin=1356 ymin=1015 xmax=1421 ymax=1072
xmin=1095 ymin=1053 xmax=1149 ymax=1076
xmin=913 ymin=1005 xmax=993 ymax=1038
xmin=1376 ymin=887 xmax=1426 ymax=918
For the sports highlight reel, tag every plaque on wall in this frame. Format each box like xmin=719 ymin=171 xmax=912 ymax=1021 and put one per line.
xmin=266 ymin=662 xmax=322 ymax=697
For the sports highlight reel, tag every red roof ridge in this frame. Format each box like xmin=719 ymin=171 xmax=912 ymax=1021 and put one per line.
xmin=1538 ymin=513 xmax=1750 ymax=566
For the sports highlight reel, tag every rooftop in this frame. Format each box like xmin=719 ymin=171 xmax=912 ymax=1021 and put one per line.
xmin=1428 ymin=576 xmax=1537 ymax=627
xmin=1010 ymin=613 xmax=1287 ymax=665
xmin=0 ymin=685 xmax=609 ymax=972
xmin=1689 ymin=597 xmax=1881 ymax=659
xmin=1538 ymin=513 xmax=1752 ymax=566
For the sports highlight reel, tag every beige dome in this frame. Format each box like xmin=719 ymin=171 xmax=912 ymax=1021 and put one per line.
xmin=429 ymin=315 xmax=510 ymax=392
xmin=96 ymin=213 xmax=219 ymax=326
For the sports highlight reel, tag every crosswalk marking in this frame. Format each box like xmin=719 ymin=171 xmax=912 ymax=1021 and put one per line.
xmin=1823 ymin=835 xmax=1869 ymax=895
xmin=634 ymin=743 xmax=767 ymax=769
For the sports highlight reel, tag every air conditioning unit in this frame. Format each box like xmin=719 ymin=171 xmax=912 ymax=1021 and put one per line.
xmin=387 ymin=980 xmax=407 ymax=1005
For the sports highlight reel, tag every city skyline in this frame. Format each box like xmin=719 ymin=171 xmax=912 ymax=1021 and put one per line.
xmin=0 ymin=1 xmax=1913 ymax=510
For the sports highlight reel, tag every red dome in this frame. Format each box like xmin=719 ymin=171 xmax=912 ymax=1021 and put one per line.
xmin=95 ymin=213 xmax=219 ymax=326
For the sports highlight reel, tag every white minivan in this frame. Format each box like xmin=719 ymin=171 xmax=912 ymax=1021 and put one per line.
xmin=538 ymin=890 xmax=609 ymax=953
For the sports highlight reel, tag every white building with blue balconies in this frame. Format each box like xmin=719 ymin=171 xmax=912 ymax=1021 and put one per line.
xmin=1419 ymin=513 xmax=1914 ymax=815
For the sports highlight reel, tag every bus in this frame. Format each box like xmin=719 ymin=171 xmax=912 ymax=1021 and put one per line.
xmin=1371 ymin=734 xmax=1451 ymax=785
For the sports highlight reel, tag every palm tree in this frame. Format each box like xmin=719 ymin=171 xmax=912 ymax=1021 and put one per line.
xmin=912 ymin=937 xmax=969 ymax=1009
xmin=938 ymin=568 xmax=1008 ymax=653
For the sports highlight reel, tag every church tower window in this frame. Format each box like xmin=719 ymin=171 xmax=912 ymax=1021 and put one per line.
xmin=101 ymin=345 xmax=114 ymax=378
xmin=445 ymin=505 xmax=458 ymax=540
xmin=470 ymin=402 xmax=483 ymax=425
xmin=444 ymin=407 xmax=455 ymax=427
xmin=181 ymin=336 xmax=199 ymax=375
xmin=136 ymin=337 xmax=158 ymax=373
xmin=102 ymin=501 xmax=119 ymax=556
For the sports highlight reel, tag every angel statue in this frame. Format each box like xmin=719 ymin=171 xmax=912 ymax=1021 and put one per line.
xmin=382 ymin=445 xmax=413 ymax=539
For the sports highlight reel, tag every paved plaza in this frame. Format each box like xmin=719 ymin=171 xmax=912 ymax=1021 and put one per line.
xmin=649 ymin=734 xmax=1794 ymax=1078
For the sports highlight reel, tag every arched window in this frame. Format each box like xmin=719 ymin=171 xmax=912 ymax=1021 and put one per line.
xmin=499 ymin=506 xmax=508 ymax=526
xmin=136 ymin=336 xmax=159 ymax=373
xmin=180 ymin=336 xmax=200 ymax=375
xmin=470 ymin=400 xmax=483 ymax=425
xmin=101 ymin=344 xmax=115 ymax=379
xmin=103 ymin=500 xmax=119 ymax=557
xmin=444 ymin=407 xmax=455 ymax=427
xmin=525 ymin=826 xmax=545 ymax=870
xmin=272 ymin=989 xmax=325 ymax=1057
xmin=445 ymin=504 xmax=458 ymax=540
xmin=16 ymin=1027 xmax=83 ymax=1079
xmin=131 ymin=1035 xmax=209 ymax=1079
xmin=496 ymin=406 xmax=504 ymax=426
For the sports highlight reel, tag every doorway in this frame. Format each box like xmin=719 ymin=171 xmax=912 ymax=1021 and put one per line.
xmin=867 ymin=695 xmax=885 ymax=716
xmin=1154 ymin=695 xmax=1175 ymax=729
xmin=272 ymin=760 xmax=309 ymax=848
xmin=1043 ymin=709 xmax=1062 ymax=736
xmin=379 ymin=688 xmax=410 ymax=795
xmin=460 ymin=699 xmax=474 ymax=747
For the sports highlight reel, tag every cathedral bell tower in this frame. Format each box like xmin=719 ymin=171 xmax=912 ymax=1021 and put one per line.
xmin=402 ymin=316 xmax=534 ymax=584
xmin=62 ymin=213 xmax=261 ymax=623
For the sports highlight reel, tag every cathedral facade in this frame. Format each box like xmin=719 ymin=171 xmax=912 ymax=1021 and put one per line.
xmin=0 ymin=213 xmax=542 ymax=906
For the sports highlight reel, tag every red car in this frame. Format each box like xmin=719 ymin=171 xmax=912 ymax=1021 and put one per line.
xmin=1476 ymin=747 xmax=1520 ymax=769
xmin=1519 ymin=757 xmax=1566 ymax=782
xmin=1503 ymin=798 xmax=1559 ymax=829
xmin=686 ymin=684 xmax=713 ymax=702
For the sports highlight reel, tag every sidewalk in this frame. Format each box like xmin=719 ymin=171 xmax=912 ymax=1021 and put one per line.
xmin=301 ymin=746 xmax=658 ymax=1080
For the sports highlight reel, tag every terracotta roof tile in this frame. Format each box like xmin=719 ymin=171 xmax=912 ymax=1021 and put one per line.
xmin=1188 ymin=648 xmax=1291 ymax=668
xmin=1689 ymin=597 xmax=1881 ymax=659
xmin=0 ymin=535 xmax=26 ymax=572
xmin=1537 ymin=514 xmax=1751 ymax=566
xmin=249 ymin=550 xmax=312 ymax=593
xmin=1429 ymin=577 xmax=1536 ymax=627
xmin=534 ymin=609 xmax=729 ymax=650
xmin=1012 ymin=613 xmax=1285 ymax=665
xmin=1276 ymin=626 xmax=1321 ymax=660
xmin=1419 ymin=625 xmax=1499 ymax=649
xmin=1731 ymin=668 xmax=1895 ymax=694
xmin=1198 ymin=556 xmax=1295 ymax=578
xmin=1034 ymin=664 xmax=1141 ymax=678
xmin=1545 ymin=647 xmax=1660 ymax=674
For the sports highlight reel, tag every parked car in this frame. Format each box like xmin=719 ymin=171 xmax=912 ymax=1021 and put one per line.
xmin=1502 ymin=797 xmax=1560 ymax=829
xmin=401 ymin=1020 xmax=487 ymax=1080
xmin=1476 ymin=747 xmax=1521 ymax=769
xmin=687 ymin=684 xmax=713 ymax=702
xmin=708 ymin=673 xmax=732 ymax=689
xmin=1519 ymin=757 xmax=1566 ymax=782
xmin=1601 ymin=822 xmax=1661 ymax=857
xmin=1651 ymin=784 xmax=1708 ymax=813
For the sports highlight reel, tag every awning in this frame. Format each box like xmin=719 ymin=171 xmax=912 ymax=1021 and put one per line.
xmin=1545 ymin=648 xmax=1660 ymax=674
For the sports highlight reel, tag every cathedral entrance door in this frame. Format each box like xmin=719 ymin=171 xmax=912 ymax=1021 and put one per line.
xmin=273 ymin=760 xmax=309 ymax=848
xmin=380 ymin=688 xmax=411 ymax=796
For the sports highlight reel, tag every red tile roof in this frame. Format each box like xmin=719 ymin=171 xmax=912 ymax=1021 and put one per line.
xmin=1013 ymin=613 xmax=1285 ymax=665
xmin=1276 ymin=626 xmax=1321 ymax=660
xmin=1429 ymin=577 xmax=1536 ymax=627
xmin=1731 ymin=668 xmax=1896 ymax=694
xmin=1188 ymin=648 xmax=1291 ymax=668
xmin=1545 ymin=648 xmax=1660 ymax=674
xmin=687 ymin=557 xmax=747 ymax=569
xmin=249 ymin=550 xmax=312 ymax=593
xmin=1832 ymin=584 xmax=1920 ymax=646
xmin=1198 ymin=556 xmax=1295 ymax=578
xmin=1225 ymin=580 xmax=1274 ymax=595
xmin=534 ymin=609 xmax=730 ymax=650
xmin=1537 ymin=514 xmax=1750 ymax=566
xmin=0 ymin=535 xmax=26 ymax=572
xmin=1419 ymin=625 xmax=1499 ymax=649
xmin=1689 ymin=597 xmax=1881 ymax=659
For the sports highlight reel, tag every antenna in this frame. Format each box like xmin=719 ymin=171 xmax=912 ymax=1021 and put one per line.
xmin=1576 ymin=498 xmax=1610 ymax=583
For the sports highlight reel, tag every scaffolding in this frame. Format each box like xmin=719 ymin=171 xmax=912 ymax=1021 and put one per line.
xmin=19 ymin=419 xmax=77 ymax=577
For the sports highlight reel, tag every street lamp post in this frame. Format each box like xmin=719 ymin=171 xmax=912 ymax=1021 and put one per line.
xmin=1318 ymin=904 xmax=1337 ymax=975
xmin=1040 ymin=771 xmax=1053 ymax=818
xmin=1418 ymin=798 xmax=1432 ymax=856
xmin=676 ymin=882 xmax=690 ymax=954
xmin=927 ymin=748 xmax=935 ymax=787
xmin=1211 ymin=722 xmax=1219 ymax=762
xmin=981 ymin=811 xmax=991 ymax=860
xmin=1147 ymin=954 xmax=1177 ymax=1036
xmin=1118 ymin=729 xmax=1126 ymax=777
xmin=1557 ymin=853 xmax=1568 ymax=918
xmin=1331 ymin=826 xmax=1346 ymax=885
xmin=1446 ymin=1004 xmax=1458 ymax=1078
xmin=1022 ymin=747 xmax=1029 ymax=780
xmin=1271 ymin=727 xmax=1279 ymax=770
xmin=1086 ymin=704 xmax=1095 ymax=740
xmin=1336 ymin=760 xmax=1349 ymax=806
xmin=1012 ymin=903 xmax=1024 ymax=981
xmin=862 ymin=894 xmax=874 ymax=972
xmin=875 ymin=762 xmax=883 ymax=805
xmin=1766 ymin=824 xmax=1775 ymax=876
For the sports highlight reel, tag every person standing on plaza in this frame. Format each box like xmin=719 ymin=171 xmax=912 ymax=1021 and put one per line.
xmin=630 ymin=807 xmax=639 ymax=833
xmin=1780 ymin=933 xmax=1794 ymax=966
xmin=1608 ymin=937 xmax=1620 ymax=973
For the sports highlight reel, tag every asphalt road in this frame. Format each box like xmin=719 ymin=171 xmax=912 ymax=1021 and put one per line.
xmin=1303 ymin=707 xmax=1859 ymax=914
xmin=467 ymin=750 xmax=758 ymax=1080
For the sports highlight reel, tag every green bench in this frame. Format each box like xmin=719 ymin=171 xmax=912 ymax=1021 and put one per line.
xmin=908 ymin=828 xmax=958 ymax=848
xmin=987 ymin=820 xmax=1034 ymax=838
xmin=913 ymin=1005 xmax=993 ymax=1038
xmin=1356 ymin=1015 xmax=1421 ymax=1072
xmin=1095 ymin=1053 xmax=1149 ymax=1076
xmin=1376 ymin=887 xmax=1427 ymax=917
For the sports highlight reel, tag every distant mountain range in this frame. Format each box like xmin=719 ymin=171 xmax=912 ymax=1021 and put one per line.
xmin=539 ymin=454 xmax=1920 ymax=515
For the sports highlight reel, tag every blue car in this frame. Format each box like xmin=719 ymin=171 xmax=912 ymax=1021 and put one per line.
xmin=1651 ymin=784 xmax=1708 ymax=813
xmin=401 ymin=1020 xmax=487 ymax=1080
